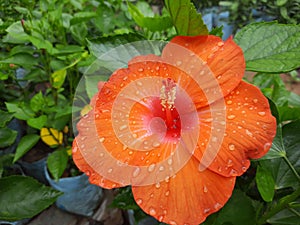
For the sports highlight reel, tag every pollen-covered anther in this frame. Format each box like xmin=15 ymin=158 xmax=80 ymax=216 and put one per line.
xmin=160 ymin=78 xmax=177 ymax=110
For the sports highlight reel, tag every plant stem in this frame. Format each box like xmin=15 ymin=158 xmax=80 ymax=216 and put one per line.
xmin=257 ymin=187 xmax=300 ymax=225
xmin=283 ymin=155 xmax=300 ymax=182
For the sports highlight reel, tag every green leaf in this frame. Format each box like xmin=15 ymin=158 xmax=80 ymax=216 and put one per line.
xmin=0 ymin=127 xmax=17 ymax=148
xmin=47 ymin=150 xmax=68 ymax=181
xmin=13 ymin=134 xmax=40 ymax=163
xmin=164 ymin=0 xmax=208 ymax=36
xmin=0 ymin=154 xmax=14 ymax=178
xmin=0 ymin=175 xmax=62 ymax=221
xmin=260 ymin=120 xmax=300 ymax=190
xmin=51 ymin=69 xmax=67 ymax=89
xmin=268 ymin=203 xmax=300 ymax=225
xmin=70 ymin=12 xmax=97 ymax=25
xmin=0 ymin=110 xmax=14 ymax=127
xmin=111 ymin=187 xmax=139 ymax=210
xmin=3 ymin=21 xmax=30 ymax=44
xmin=127 ymin=2 xmax=173 ymax=32
xmin=256 ymin=165 xmax=275 ymax=202
xmin=29 ymin=36 xmax=54 ymax=54
xmin=0 ymin=53 xmax=38 ymax=67
xmin=261 ymin=126 xmax=285 ymax=160
xmin=27 ymin=115 xmax=47 ymax=130
xmin=234 ymin=22 xmax=300 ymax=73
xmin=30 ymin=92 xmax=45 ymax=113
xmin=213 ymin=189 xmax=256 ymax=225
xmin=209 ymin=26 xmax=224 ymax=38
xmin=5 ymin=102 xmax=35 ymax=120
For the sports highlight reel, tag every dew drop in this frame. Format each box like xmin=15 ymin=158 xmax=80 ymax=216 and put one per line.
xmin=149 ymin=207 xmax=156 ymax=216
xmin=246 ymin=129 xmax=253 ymax=137
xmin=99 ymin=137 xmax=105 ymax=143
xmin=176 ymin=60 xmax=182 ymax=66
xmin=253 ymin=98 xmax=258 ymax=103
xmin=242 ymin=166 xmax=247 ymax=172
xmin=230 ymin=169 xmax=237 ymax=176
xmin=108 ymin=168 xmax=113 ymax=173
xmin=217 ymin=42 xmax=224 ymax=47
xmin=158 ymin=216 xmax=164 ymax=222
xmin=214 ymin=202 xmax=222 ymax=210
xmin=203 ymin=208 xmax=210 ymax=214
xmin=155 ymin=182 xmax=160 ymax=188
xmin=167 ymin=158 xmax=173 ymax=165
xmin=228 ymin=144 xmax=235 ymax=151
xmin=258 ymin=111 xmax=266 ymax=116
xmin=152 ymin=141 xmax=160 ymax=147
xmin=136 ymin=198 xmax=143 ymax=205
xmin=159 ymin=166 xmax=164 ymax=171
xmin=86 ymin=170 xmax=91 ymax=176
xmin=227 ymin=114 xmax=236 ymax=120
xmin=264 ymin=142 xmax=271 ymax=150
xmin=169 ymin=221 xmax=177 ymax=225
xmin=138 ymin=68 xmax=144 ymax=72
xmin=227 ymin=100 xmax=233 ymax=105
xmin=203 ymin=186 xmax=208 ymax=193
xmin=165 ymin=190 xmax=170 ymax=196
xmin=119 ymin=125 xmax=127 ymax=131
xmin=137 ymin=81 xmax=143 ymax=86
xmin=99 ymin=152 xmax=104 ymax=157
xmin=148 ymin=164 xmax=155 ymax=172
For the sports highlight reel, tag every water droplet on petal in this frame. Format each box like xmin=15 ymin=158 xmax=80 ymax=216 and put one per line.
xmin=246 ymin=129 xmax=253 ymax=137
xmin=227 ymin=114 xmax=236 ymax=120
xmin=242 ymin=166 xmax=247 ymax=172
xmin=99 ymin=137 xmax=105 ymax=143
xmin=258 ymin=111 xmax=266 ymax=116
xmin=253 ymin=98 xmax=258 ymax=103
xmin=148 ymin=164 xmax=155 ymax=172
xmin=165 ymin=190 xmax=170 ymax=196
xmin=203 ymin=186 xmax=208 ymax=193
xmin=203 ymin=208 xmax=210 ymax=214
xmin=152 ymin=141 xmax=160 ymax=147
xmin=228 ymin=144 xmax=235 ymax=151
xmin=155 ymin=182 xmax=160 ymax=188
xmin=169 ymin=221 xmax=177 ymax=225
xmin=133 ymin=167 xmax=140 ymax=177
xmin=159 ymin=166 xmax=164 ymax=171
xmin=108 ymin=168 xmax=113 ymax=173
xmin=149 ymin=207 xmax=156 ymax=216
xmin=264 ymin=142 xmax=271 ymax=150
xmin=136 ymin=198 xmax=143 ymax=205
xmin=119 ymin=125 xmax=127 ymax=131
xmin=217 ymin=42 xmax=224 ymax=47
xmin=230 ymin=169 xmax=237 ymax=176
xmin=227 ymin=100 xmax=232 ymax=105
xmin=138 ymin=68 xmax=144 ymax=72
xmin=158 ymin=216 xmax=164 ymax=222
xmin=167 ymin=158 xmax=173 ymax=165
xmin=214 ymin=202 xmax=222 ymax=210
xmin=137 ymin=81 xmax=143 ymax=86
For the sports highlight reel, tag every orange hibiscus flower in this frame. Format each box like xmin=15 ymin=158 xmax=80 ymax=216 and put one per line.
xmin=72 ymin=35 xmax=276 ymax=225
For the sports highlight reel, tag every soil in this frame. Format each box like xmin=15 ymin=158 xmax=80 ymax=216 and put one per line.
xmin=22 ymin=140 xmax=53 ymax=163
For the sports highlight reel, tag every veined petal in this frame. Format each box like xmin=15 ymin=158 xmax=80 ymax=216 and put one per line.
xmin=194 ymin=81 xmax=276 ymax=177
xmin=132 ymin=156 xmax=236 ymax=225
xmin=72 ymin=139 xmax=122 ymax=189
xmin=162 ymin=35 xmax=245 ymax=104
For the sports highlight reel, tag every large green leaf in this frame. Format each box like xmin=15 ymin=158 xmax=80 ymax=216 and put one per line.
xmin=5 ymin=102 xmax=35 ymax=120
xmin=0 ymin=53 xmax=39 ymax=67
xmin=47 ymin=150 xmax=68 ymax=181
xmin=13 ymin=134 xmax=40 ymax=163
xmin=0 ymin=127 xmax=17 ymax=148
xmin=268 ymin=200 xmax=300 ymax=225
xmin=256 ymin=165 xmax=275 ymax=202
xmin=234 ymin=22 xmax=300 ymax=73
xmin=127 ymin=2 xmax=173 ymax=32
xmin=164 ymin=0 xmax=208 ymax=36
xmin=0 ymin=175 xmax=62 ymax=221
xmin=260 ymin=120 xmax=300 ymax=190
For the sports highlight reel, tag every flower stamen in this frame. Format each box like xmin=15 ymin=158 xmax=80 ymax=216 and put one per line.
xmin=160 ymin=78 xmax=177 ymax=110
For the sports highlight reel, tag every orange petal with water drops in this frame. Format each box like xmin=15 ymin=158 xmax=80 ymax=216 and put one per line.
xmin=194 ymin=81 xmax=276 ymax=177
xmin=72 ymin=139 xmax=122 ymax=189
xmin=132 ymin=156 xmax=236 ymax=225
xmin=162 ymin=35 xmax=245 ymax=102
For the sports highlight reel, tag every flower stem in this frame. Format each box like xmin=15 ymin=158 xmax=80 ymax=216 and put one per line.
xmin=257 ymin=187 xmax=300 ymax=225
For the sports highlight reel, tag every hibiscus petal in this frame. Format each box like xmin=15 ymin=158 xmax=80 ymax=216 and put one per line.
xmin=72 ymin=139 xmax=122 ymax=189
xmin=194 ymin=81 xmax=276 ymax=177
xmin=162 ymin=35 xmax=245 ymax=103
xmin=132 ymin=156 xmax=236 ymax=225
